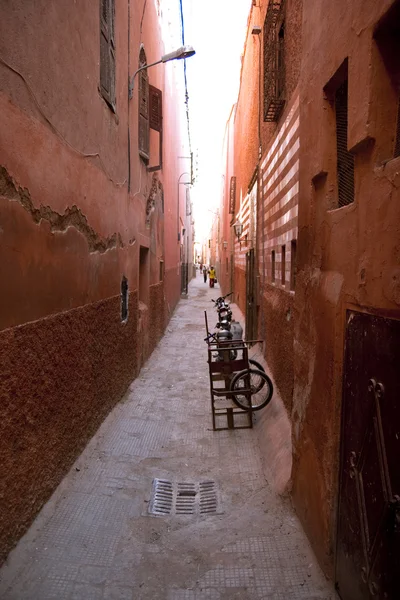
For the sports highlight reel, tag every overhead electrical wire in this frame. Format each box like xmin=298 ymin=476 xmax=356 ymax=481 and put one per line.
xmin=179 ymin=0 xmax=193 ymax=182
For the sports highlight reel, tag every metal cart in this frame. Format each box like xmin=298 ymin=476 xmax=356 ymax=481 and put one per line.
xmin=204 ymin=311 xmax=264 ymax=431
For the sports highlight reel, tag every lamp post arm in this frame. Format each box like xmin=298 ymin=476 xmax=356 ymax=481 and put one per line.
xmin=129 ymin=59 xmax=162 ymax=99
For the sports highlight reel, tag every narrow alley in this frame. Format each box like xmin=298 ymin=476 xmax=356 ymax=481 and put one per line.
xmin=0 ymin=276 xmax=335 ymax=600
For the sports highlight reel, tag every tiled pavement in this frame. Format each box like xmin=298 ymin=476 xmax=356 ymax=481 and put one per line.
xmin=0 ymin=276 xmax=336 ymax=599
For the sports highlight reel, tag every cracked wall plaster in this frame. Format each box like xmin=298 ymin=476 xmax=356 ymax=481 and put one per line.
xmin=0 ymin=165 xmax=132 ymax=253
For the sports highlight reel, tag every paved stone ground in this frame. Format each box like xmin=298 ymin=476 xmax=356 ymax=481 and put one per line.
xmin=0 ymin=275 xmax=336 ymax=600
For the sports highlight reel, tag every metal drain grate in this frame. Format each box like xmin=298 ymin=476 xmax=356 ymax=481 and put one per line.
xmin=199 ymin=481 xmax=218 ymax=514
xmin=149 ymin=479 xmax=173 ymax=515
xmin=148 ymin=479 xmax=218 ymax=516
xmin=176 ymin=482 xmax=197 ymax=514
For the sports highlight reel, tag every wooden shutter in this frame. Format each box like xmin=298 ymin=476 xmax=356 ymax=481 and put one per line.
xmin=100 ymin=0 xmax=115 ymax=108
xmin=149 ymin=85 xmax=162 ymax=132
xmin=138 ymin=69 xmax=149 ymax=160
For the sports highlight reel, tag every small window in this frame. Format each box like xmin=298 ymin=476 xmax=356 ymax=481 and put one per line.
xmin=100 ymin=0 xmax=116 ymax=110
xmin=281 ymin=245 xmax=286 ymax=286
xmin=290 ymin=239 xmax=297 ymax=291
xmin=121 ymin=276 xmax=128 ymax=322
xmin=335 ymin=78 xmax=354 ymax=207
xmin=159 ymin=260 xmax=164 ymax=282
xmin=138 ymin=48 xmax=150 ymax=162
xmin=271 ymin=250 xmax=276 ymax=282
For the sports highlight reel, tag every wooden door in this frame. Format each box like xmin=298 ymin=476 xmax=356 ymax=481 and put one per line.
xmin=336 ymin=311 xmax=400 ymax=599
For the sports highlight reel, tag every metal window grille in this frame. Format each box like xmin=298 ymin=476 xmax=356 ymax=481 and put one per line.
xmin=263 ymin=0 xmax=285 ymax=122
xmin=335 ymin=79 xmax=354 ymax=207
xmin=394 ymin=95 xmax=400 ymax=158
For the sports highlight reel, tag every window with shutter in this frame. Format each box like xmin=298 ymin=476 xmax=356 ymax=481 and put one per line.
xmin=148 ymin=85 xmax=163 ymax=171
xmin=149 ymin=85 xmax=162 ymax=132
xmin=100 ymin=0 xmax=116 ymax=110
xmin=138 ymin=49 xmax=150 ymax=162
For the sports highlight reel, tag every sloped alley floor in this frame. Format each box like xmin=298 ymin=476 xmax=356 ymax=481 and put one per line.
xmin=0 ymin=276 xmax=336 ymax=600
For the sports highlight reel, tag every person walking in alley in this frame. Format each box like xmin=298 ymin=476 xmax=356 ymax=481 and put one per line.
xmin=209 ymin=265 xmax=216 ymax=288
xmin=203 ymin=265 xmax=208 ymax=283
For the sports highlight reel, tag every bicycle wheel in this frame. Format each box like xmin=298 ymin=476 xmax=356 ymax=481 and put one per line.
xmin=230 ymin=368 xmax=273 ymax=411
xmin=248 ymin=359 xmax=265 ymax=392
xmin=248 ymin=359 xmax=265 ymax=372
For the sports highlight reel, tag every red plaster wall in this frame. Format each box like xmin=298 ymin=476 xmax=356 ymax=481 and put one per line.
xmin=0 ymin=293 xmax=139 ymax=564
xmin=222 ymin=0 xmax=302 ymax=413
xmin=0 ymin=0 xmax=187 ymax=563
xmin=292 ymin=0 xmax=400 ymax=576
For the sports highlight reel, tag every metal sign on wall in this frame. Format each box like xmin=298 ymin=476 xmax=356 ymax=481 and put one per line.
xmin=229 ymin=176 xmax=236 ymax=214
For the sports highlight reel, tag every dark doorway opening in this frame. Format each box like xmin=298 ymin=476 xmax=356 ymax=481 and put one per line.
xmin=139 ymin=246 xmax=149 ymax=305
xmin=121 ymin=275 xmax=128 ymax=322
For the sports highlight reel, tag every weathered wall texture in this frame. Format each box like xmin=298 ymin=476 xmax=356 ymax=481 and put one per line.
xmin=217 ymin=0 xmax=400 ymax=584
xmin=292 ymin=0 xmax=400 ymax=576
xmin=258 ymin=92 xmax=299 ymax=412
xmin=220 ymin=0 xmax=302 ymax=412
xmin=0 ymin=292 xmax=139 ymax=564
xmin=0 ymin=0 xmax=187 ymax=563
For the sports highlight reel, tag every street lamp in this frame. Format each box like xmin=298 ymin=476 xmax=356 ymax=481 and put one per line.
xmin=233 ymin=220 xmax=243 ymax=241
xmin=129 ymin=45 xmax=195 ymax=99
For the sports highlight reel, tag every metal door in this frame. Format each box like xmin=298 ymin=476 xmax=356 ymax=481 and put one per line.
xmin=245 ymin=249 xmax=256 ymax=341
xmin=336 ymin=311 xmax=400 ymax=600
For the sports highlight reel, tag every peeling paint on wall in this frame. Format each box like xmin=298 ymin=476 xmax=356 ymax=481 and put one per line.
xmin=0 ymin=166 xmax=123 ymax=253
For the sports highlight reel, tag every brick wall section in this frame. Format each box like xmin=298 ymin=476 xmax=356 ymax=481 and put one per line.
xmin=260 ymin=94 xmax=299 ymax=289
xmin=0 ymin=292 xmax=139 ymax=564
xmin=259 ymin=93 xmax=299 ymax=412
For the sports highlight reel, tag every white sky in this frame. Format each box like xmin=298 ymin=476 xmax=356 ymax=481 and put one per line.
xmin=182 ymin=0 xmax=250 ymax=241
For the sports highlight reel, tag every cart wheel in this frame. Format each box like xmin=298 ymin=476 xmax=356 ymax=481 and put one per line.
xmin=248 ymin=358 xmax=265 ymax=372
xmin=247 ymin=360 xmax=266 ymax=392
xmin=230 ymin=368 xmax=273 ymax=411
